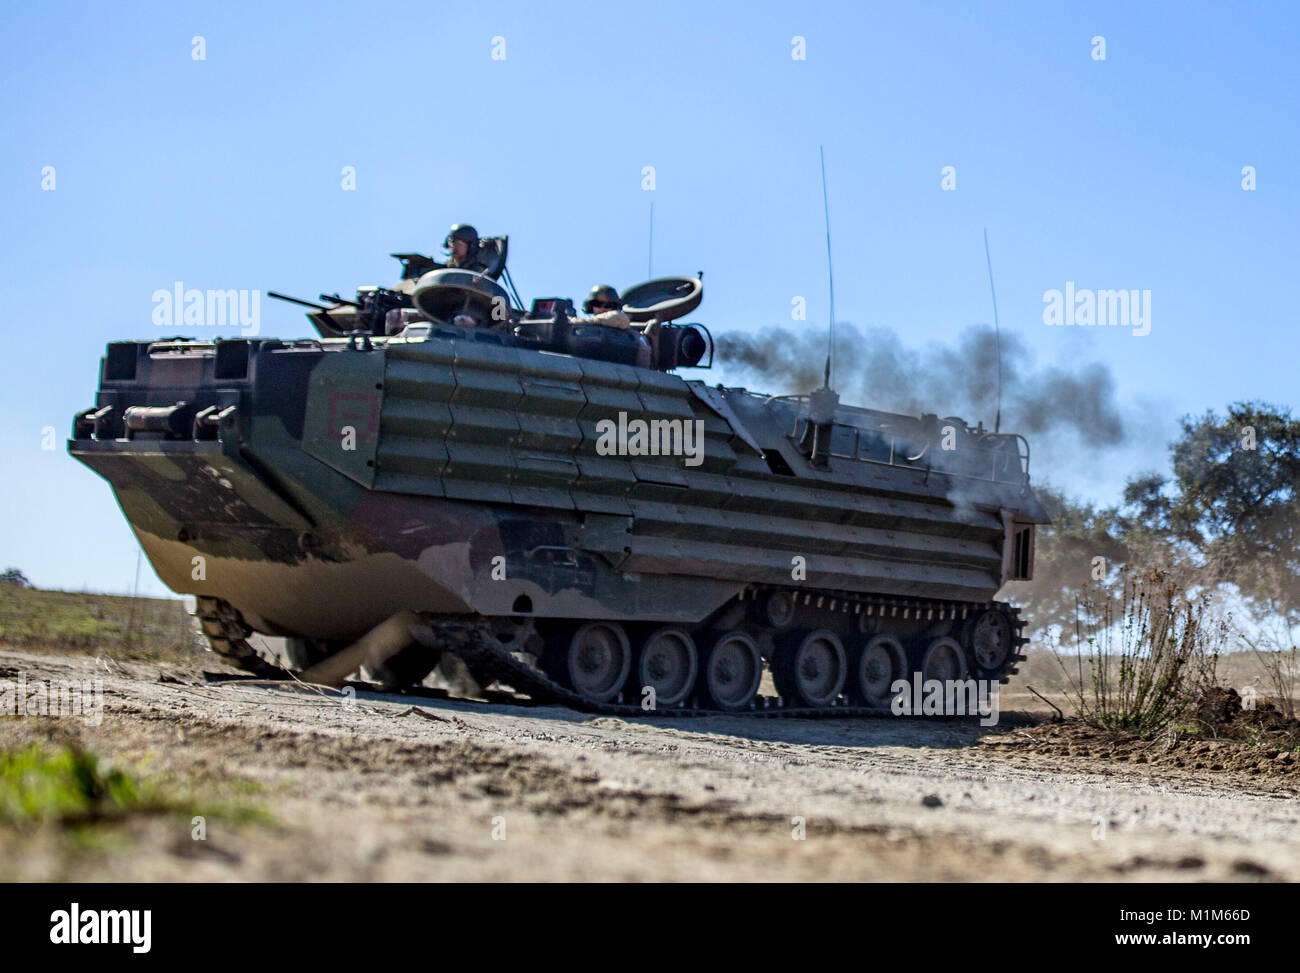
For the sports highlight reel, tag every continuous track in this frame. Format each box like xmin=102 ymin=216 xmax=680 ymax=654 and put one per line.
xmin=195 ymin=590 xmax=1027 ymax=720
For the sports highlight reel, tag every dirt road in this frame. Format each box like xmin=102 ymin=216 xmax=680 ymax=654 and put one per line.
xmin=3 ymin=648 xmax=1297 ymax=881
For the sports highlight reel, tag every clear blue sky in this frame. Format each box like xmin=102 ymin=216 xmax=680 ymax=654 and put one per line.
xmin=2 ymin=0 xmax=1296 ymax=594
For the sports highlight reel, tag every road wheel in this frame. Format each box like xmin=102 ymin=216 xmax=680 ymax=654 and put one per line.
xmin=461 ymin=617 xmax=542 ymax=692
xmin=847 ymin=633 xmax=907 ymax=705
xmin=631 ymin=627 xmax=698 ymax=708
xmin=921 ymin=637 xmax=968 ymax=684
xmin=773 ymin=629 xmax=846 ymax=707
xmin=698 ymin=630 xmax=763 ymax=711
xmin=544 ymin=621 xmax=632 ymax=703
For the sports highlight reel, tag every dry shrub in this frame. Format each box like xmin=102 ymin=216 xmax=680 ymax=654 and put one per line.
xmin=1233 ymin=617 xmax=1298 ymax=721
xmin=1055 ymin=567 xmax=1224 ymax=735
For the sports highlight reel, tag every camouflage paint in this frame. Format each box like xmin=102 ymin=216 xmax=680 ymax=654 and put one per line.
xmin=71 ymin=328 xmax=1048 ymax=643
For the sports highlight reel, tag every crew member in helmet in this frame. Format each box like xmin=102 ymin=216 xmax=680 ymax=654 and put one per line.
xmin=572 ymin=284 xmax=631 ymax=330
xmin=442 ymin=223 xmax=491 ymax=273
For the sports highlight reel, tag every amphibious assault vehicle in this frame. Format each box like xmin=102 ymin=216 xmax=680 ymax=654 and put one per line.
xmin=70 ymin=247 xmax=1048 ymax=716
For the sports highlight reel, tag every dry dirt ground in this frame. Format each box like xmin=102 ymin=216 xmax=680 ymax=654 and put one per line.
xmin=3 ymin=647 xmax=1299 ymax=882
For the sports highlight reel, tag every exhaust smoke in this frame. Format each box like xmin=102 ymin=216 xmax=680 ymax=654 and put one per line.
xmin=717 ymin=323 xmax=1126 ymax=449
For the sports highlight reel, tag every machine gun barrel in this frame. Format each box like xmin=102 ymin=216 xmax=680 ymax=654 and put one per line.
xmin=320 ymin=293 xmax=361 ymax=308
xmin=268 ymin=291 xmax=329 ymax=311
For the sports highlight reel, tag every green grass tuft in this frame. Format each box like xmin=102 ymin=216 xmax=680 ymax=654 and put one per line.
xmin=0 ymin=742 xmax=269 ymax=830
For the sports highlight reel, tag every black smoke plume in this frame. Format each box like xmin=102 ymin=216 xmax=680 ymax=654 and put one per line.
xmin=716 ymin=323 xmax=1125 ymax=449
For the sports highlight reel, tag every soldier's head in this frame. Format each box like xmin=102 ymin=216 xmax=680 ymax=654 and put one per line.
xmin=583 ymin=284 xmax=621 ymax=314
xmin=445 ymin=224 xmax=479 ymax=264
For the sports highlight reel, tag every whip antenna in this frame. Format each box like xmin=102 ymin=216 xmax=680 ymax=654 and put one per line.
xmin=820 ymin=145 xmax=836 ymax=388
xmin=983 ymin=227 xmax=1003 ymax=433
xmin=648 ymin=201 xmax=655 ymax=278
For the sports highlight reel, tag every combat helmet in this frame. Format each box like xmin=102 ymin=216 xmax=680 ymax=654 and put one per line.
xmin=445 ymin=223 xmax=480 ymax=258
xmin=583 ymin=284 xmax=621 ymax=313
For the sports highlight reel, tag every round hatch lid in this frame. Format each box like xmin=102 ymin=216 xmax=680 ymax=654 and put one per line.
xmin=412 ymin=268 xmax=512 ymax=325
xmin=620 ymin=276 xmax=703 ymax=323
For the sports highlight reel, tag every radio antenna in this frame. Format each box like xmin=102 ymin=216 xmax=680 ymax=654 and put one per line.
xmin=983 ymin=227 xmax=1003 ymax=434
xmin=648 ymin=201 xmax=655 ymax=278
xmin=820 ymin=145 xmax=835 ymax=389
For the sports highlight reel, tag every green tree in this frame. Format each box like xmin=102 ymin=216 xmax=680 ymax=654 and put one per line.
xmin=1120 ymin=402 xmax=1300 ymax=621
xmin=0 ymin=568 xmax=31 ymax=588
xmin=1011 ymin=402 xmax=1299 ymax=636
